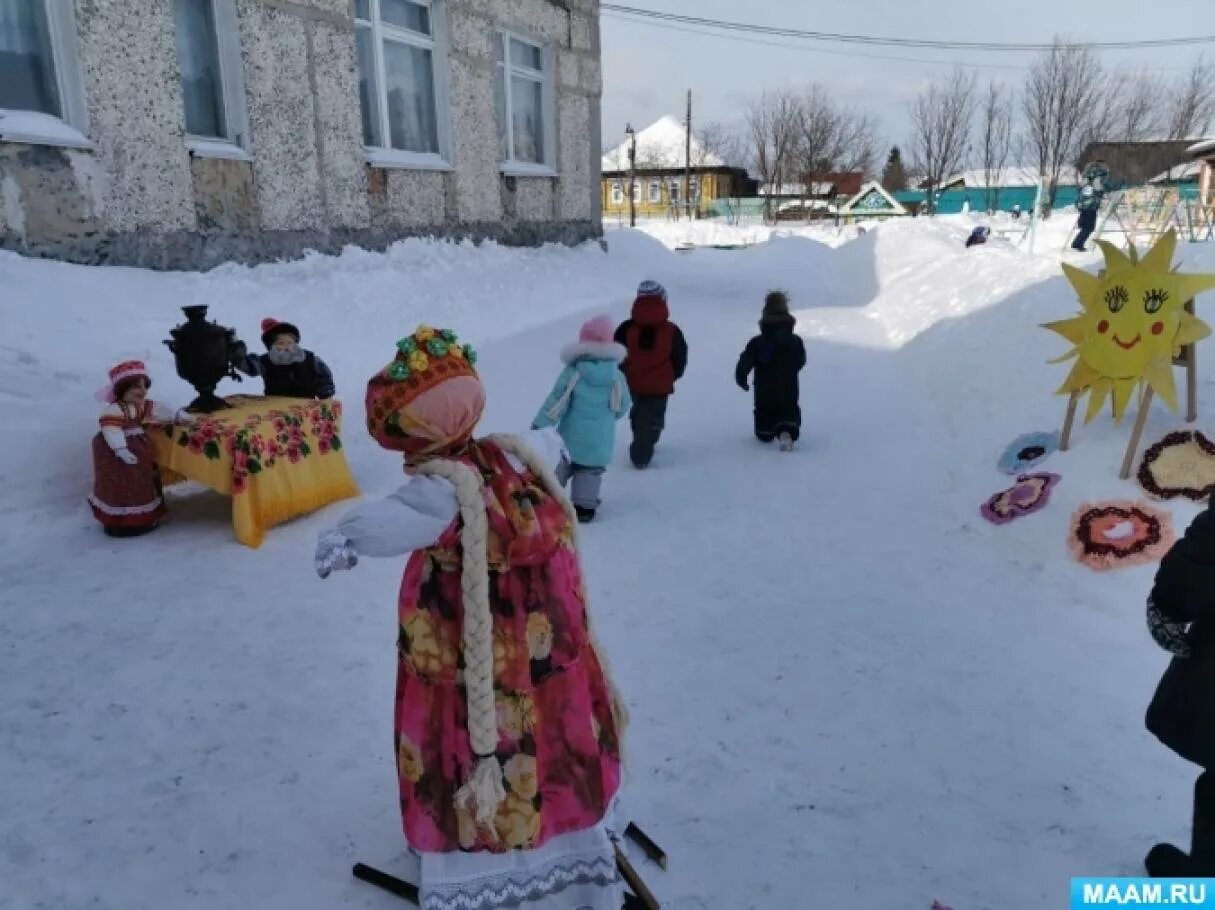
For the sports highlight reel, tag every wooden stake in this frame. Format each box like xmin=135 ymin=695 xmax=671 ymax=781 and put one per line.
xmin=1060 ymin=391 xmax=1080 ymax=452
xmin=1120 ymin=385 xmax=1155 ymax=480
xmin=625 ymin=822 xmax=668 ymax=869
xmin=616 ymin=845 xmax=661 ymax=910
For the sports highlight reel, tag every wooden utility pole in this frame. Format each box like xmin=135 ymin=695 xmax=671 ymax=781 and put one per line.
xmin=684 ymin=90 xmax=692 ymax=221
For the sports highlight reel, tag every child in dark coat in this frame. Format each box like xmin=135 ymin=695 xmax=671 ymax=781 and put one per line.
xmin=735 ymin=291 xmax=806 ymax=451
xmin=613 ymin=280 xmax=688 ymax=469
xmin=1144 ymin=499 xmax=1215 ymax=876
xmin=236 ymin=317 xmax=336 ymax=399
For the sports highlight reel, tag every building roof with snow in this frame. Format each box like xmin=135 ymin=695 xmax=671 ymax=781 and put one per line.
xmin=1189 ymin=139 xmax=1215 ymax=159
xmin=939 ymin=167 xmax=1078 ymax=189
xmin=602 ymin=116 xmax=724 ymax=172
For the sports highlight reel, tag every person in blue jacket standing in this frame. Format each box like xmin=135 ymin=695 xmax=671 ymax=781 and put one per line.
xmin=1072 ymin=160 xmax=1111 ymax=252
xmin=533 ymin=315 xmax=631 ymax=523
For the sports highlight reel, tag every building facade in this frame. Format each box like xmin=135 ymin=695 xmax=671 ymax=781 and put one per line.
xmin=599 ymin=115 xmax=753 ymax=220
xmin=0 ymin=0 xmax=602 ymax=269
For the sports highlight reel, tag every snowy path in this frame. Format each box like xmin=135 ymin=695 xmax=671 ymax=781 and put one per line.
xmin=2 ymin=223 xmax=1211 ymax=909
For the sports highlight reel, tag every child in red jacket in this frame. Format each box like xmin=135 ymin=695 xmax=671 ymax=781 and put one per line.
xmin=613 ymin=280 xmax=688 ymax=469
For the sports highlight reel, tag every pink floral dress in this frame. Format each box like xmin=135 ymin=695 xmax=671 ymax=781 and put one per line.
xmin=392 ymin=440 xmax=622 ymax=854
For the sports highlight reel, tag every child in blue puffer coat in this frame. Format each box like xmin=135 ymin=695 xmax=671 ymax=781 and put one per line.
xmin=533 ymin=315 xmax=631 ymax=523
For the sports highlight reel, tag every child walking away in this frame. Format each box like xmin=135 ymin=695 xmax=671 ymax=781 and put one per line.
xmin=735 ymin=291 xmax=807 ymax=452
xmin=235 ymin=317 xmax=335 ymax=399
xmin=314 ymin=326 xmax=627 ymax=910
xmin=1144 ymin=499 xmax=1215 ymax=877
xmin=89 ymin=360 xmax=191 ymax=537
xmin=533 ymin=315 xmax=631 ymax=523
xmin=614 ymin=280 xmax=687 ymax=469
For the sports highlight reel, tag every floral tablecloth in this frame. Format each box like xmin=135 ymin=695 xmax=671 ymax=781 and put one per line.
xmin=149 ymin=395 xmax=359 ymax=548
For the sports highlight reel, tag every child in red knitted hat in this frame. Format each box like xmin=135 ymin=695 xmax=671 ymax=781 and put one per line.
xmin=89 ymin=361 xmax=192 ymax=537
xmin=234 ymin=317 xmax=335 ymax=399
xmin=315 ymin=326 xmax=627 ymax=910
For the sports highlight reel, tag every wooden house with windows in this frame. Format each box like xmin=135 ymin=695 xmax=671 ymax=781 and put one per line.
xmin=0 ymin=0 xmax=604 ymax=269
xmin=600 ymin=115 xmax=754 ymax=220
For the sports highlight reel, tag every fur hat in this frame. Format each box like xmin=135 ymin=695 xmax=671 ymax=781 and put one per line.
xmin=562 ymin=314 xmax=626 ymax=365
xmin=365 ymin=326 xmax=480 ymax=452
xmin=95 ymin=360 xmax=151 ymax=403
xmin=260 ymin=317 xmax=301 ymax=349
xmin=579 ymin=314 xmax=615 ymax=345
xmin=760 ymin=290 xmax=793 ymax=324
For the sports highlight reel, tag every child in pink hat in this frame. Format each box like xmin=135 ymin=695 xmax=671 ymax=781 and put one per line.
xmin=532 ymin=315 xmax=631 ymax=522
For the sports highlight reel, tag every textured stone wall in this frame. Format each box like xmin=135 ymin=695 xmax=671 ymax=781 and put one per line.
xmin=0 ymin=0 xmax=602 ymax=270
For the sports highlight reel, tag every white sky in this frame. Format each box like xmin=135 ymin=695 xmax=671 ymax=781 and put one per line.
xmin=599 ymin=0 xmax=1215 ymax=164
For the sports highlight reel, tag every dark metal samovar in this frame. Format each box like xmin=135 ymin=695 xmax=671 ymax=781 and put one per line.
xmin=164 ymin=305 xmax=244 ymax=413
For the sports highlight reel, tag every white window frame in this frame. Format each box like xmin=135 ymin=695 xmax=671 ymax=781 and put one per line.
xmin=668 ymin=179 xmax=680 ymax=204
xmin=610 ymin=180 xmax=623 ymax=205
xmin=176 ymin=0 xmax=251 ymax=161
xmin=631 ymin=180 xmax=640 ymax=203
xmin=647 ymin=179 xmax=660 ymax=204
xmin=355 ymin=0 xmax=453 ymax=171
xmin=495 ymin=29 xmax=555 ymax=178
xmin=0 ymin=0 xmax=91 ymax=149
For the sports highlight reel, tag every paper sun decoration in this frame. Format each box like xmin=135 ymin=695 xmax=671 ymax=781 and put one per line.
xmin=1043 ymin=230 xmax=1215 ymax=424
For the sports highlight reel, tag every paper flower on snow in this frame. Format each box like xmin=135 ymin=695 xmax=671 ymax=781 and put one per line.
xmin=1044 ymin=230 xmax=1215 ymax=424
xmin=981 ymin=473 xmax=1061 ymax=525
xmin=1069 ymin=500 xmax=1174 ymax=571
xmin=1137 ymin=430 xmax=1215 ymax=501
xmin=998 ymin=430 xmax=1061 ymax=474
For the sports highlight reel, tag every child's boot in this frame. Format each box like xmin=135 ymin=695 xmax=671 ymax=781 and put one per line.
xmin=778 ymin=432 xmax=794 ymax=452
xmin=575 ymin=506 xmax=596 ymax=523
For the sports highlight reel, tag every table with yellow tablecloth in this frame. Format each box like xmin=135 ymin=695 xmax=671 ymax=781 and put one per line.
xmin=149 ymin=395 xmax=359 ymax=548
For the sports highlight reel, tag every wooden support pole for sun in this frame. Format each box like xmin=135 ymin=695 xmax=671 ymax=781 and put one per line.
xmin=1179 ymin=297 xmax=1198 ymax=423
xmin=1060 ymin=391 xmax=1081 ymax=452
xmin=1120 ymin=385 xmax=1156 ymax=480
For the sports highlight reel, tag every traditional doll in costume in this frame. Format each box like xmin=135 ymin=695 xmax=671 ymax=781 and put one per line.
xmin=532 ymin=315 xmax=631 ymax=523
xmin=89 ymin=360 xmax=191 ymax=537
xmin=234 ymin=317 xmax=335 ymax=399
xmin=314 ymin=326 xmax=627 ymax=910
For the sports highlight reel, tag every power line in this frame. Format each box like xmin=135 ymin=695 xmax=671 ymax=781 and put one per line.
xmin=601 ymin=3 xmax=1215 ymax=52
xmin=601 ymin=10 xmax=1034 ymax=71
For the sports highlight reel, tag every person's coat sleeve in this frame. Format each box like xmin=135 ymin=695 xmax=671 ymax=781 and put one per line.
xmin=533 ymin=366 xmax=577 ymax=429
xmin=314 ymin=356 xmax=336 ymax=399
xmin=735 ymin=339 xmax=756 ymax=389
xmin=1150 ymin=504 xmax=1215 ymax=624
xmin=671 ymin=326 xmax=689 ymax=380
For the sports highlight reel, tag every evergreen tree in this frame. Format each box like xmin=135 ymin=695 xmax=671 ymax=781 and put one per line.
xmin=881 ymin=146 xmax=908 ymax=192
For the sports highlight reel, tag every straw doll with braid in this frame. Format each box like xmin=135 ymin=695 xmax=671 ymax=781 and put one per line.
xmin=315 ymin=326 xmax=628 ymax=910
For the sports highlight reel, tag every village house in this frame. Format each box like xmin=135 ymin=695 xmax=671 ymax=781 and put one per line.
xmin=0 ymin=0 xmax=603 ymax=270
xmin=600 ymin=115 xmax=753 ymax=220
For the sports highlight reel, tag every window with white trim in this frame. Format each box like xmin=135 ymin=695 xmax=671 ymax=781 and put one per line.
xmin=668 ymin=180 xmax=680 ymax=204
xmin=631 ymin=180 xmax=640 ymax=203
xmin=610 ymin=181 xmax=623 ymax=205
xmin=494 ymin=30 xmax=554 ymax=174
xmin=0 ymin=0 xmax=89 ymax=147
xmin=648 ymin=180 xmax=660 ymax=204
xmin=354 ymin=0 xmax=450 ymax=167
xmin=172 ymin=0 xmax=249 ymax=156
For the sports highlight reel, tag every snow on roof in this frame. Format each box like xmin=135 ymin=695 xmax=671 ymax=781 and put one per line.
xmin=601 ymin=115 xmax=724 ymax=171
xmin=1149 ymin=161 xmax=1204 ymax=183
xmin=940 ymin=166 xmax=1078 ymax=189
xmin=758 ymin=181 xmax=835 ymax=197
xmin=1189 ymin=138 xmax=1215 ymax=158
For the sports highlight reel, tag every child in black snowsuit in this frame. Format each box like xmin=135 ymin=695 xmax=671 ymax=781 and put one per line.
xmin=235 ymin=317 xmax=336 ymax=400
xmin=1144 ymin=499 xmax=1215 ymax=876
xmin=735 ymin=291 xmax=806 ymax=451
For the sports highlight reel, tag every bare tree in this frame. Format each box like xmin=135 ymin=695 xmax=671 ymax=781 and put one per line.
xmin=745 ymin=89 xmax=802 ymax=221
xmin=695 ymin=121 xmax=746 ymax=168
xmin=1022 ymin=39 xmax=1106 ymax=206
xmin=1109 ymin=69 xmax=1166 ymax=140
xmin=910 ymin=67 xmax=977 ymax=212
xmin=978 ymin=81 xmax=1013 ymax=212
xmin=1165 ymin=57 xmax=1215 ymax=140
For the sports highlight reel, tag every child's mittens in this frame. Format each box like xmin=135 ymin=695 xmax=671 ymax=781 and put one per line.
xmin=315 ymin=529 xmax=359 ymax=579
xmin=1147 ymin=598 xmax=1191 ymax=657
xmin=116 ymin=447 xmax=139 ymax=466
xmin=174 ymin=408 xmax=196 ymax=425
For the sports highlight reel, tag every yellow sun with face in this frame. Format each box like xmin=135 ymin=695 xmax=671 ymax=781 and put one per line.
xmin=1044 ymin=230 xmax=1215 ymax=424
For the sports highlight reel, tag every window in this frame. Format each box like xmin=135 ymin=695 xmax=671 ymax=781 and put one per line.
xmin=354 ymin=0 xmax=450 ymax=168
xmin=172 ymin=0 xmax=249 ymax=156
xmin=610 ymin=181 xmax=623 ymax=205
xmin=0 ymin=0 xmax=89 ymax=147
xmin=648 ymin=180 xmax=660 ymax=204
xmin=631 ymin=181 xmax=640 ymax=203
xmin=494 ymin=31 xmax=554 ymax=175
xmin=668 ymin=180 xmax=680 ymax=204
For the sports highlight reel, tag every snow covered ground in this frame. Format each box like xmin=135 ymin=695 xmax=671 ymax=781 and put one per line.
xmin=3 ymin=217 xmax=1215 ymax=909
